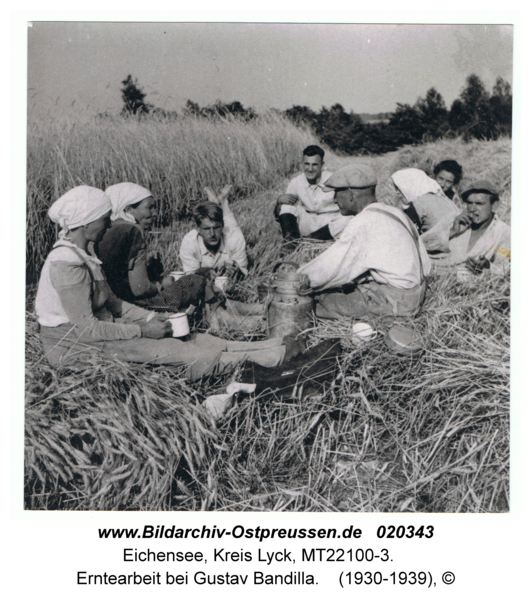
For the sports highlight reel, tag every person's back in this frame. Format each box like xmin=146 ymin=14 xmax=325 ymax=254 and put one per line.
xmin=96 ymin=220 xmax=145 ymax=302
xmin=391 ymin=167 xmax=457 ymax=235
xmin=300 ymin=203 xmax=429 ymax=291
xmin=297 ymin=164 xmax=430 ymax=320
xmin=413 ymin=192 xmax=460 ymax=233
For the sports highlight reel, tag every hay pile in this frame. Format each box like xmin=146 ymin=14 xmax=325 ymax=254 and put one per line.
xmin=25 ymin=267 xmax=510 ymax=512
xmin=25 ymin=313 xmax=223 ymax=510
xmin=192 ymin=269 xmax=509 ymax=512
xmin=373 ymin=137 xmax=512 ymax=221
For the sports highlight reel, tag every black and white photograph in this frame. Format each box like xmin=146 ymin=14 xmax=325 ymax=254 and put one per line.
xmin=24 ymin=21 xmax=513 ymax=514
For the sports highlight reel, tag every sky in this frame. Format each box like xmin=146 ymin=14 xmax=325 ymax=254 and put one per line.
xmin=27 ymin=22 xmax=513 ymax=118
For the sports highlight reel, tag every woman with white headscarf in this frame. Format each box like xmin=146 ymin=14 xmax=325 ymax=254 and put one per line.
xmin=391 ymin=167 xmax=460 ymax=234
xmin=95 ymin=182 xmax=209 ymax=313
xmin=35 ymin=185 xmax=303 ymax=379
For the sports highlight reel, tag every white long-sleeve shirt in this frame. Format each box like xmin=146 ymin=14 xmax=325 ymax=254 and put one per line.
xmin=286 ymin=171 xmax=338 ymax=214
xmin=179 ymin=226 xmax=248 ymax=276
xmin=420 ymin=213 xmax=510 ymax=275
xmin=298 ymin=203 xmax=431 ymax=291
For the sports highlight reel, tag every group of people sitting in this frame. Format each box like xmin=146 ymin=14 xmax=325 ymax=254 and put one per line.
xmin=34 ymin=144 xmax=510 ymax=382
xmin=278 ymin=145 xmax=510 ymax=283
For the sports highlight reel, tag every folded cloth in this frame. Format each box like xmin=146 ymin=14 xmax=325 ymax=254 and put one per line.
xmin=203 ymin=382 xmax=257 ymax=420
xmin=135 ymin=274 xmax=207 ymax=313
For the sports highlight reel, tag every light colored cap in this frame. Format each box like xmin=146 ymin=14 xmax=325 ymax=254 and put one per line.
xmin=461 ymin=180 xmax=499 ymax=200
xmin=323 ymin=163 xmax=377 ymax=190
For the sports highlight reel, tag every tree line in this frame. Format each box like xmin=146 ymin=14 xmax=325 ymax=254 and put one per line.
xmin=117 ymin=73 xmax=512 ymax=155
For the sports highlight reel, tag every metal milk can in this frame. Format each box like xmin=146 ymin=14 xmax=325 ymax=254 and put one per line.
xmin=266 ymin=261 xmax=314 ymax=339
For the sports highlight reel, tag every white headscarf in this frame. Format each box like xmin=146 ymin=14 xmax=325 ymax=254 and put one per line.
xmin=48 ymin=186 xmax=112 ymax=239
xmin=105 ymin=182 xmax=153 ymax=223
xmin=391 ymin=168 xmax=445 ymax=206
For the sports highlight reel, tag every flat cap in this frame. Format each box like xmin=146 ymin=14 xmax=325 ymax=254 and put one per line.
xmin=324 ymin=163 xmax=377 ymax=190
xmin=461 ymin=180 xmax=499 ymax=200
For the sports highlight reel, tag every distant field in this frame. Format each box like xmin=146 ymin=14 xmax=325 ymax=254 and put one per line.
xmin=26 ymin=111 xmax=316 ymax=282
xmin=25 ymin=115 xmax=511 ymax=512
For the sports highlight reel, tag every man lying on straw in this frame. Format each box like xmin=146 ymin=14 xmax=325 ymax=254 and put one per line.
xmin=296 ymin=164 xmax=431 ymax=320
xmin=420 ymin=180 xmax=510 ymax=275
xmin=179 ymin=187 xmax=248 ymax=279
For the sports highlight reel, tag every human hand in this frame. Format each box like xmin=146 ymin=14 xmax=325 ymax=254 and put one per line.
xmin=466 ymin=255 xmax=491 ymax=274
xmin=153 ymin=312 xmax=174 ymax=319
xmin=277 ymin=194 xmax=299 ymax=206
xmin=160 ymin=275 xmax=175 ymax=289
xmin=297 ymin=277 xmax=313 ymax=296
xmin=139 ymin=316 xmax=172 ymax=339
xmin=219 ymin=185 xmax=232 ymax=209
xmin=450 ymin=213 xmax=472 ymax=239
xmin=222 ymin=260 xmax=239 ymax=278
xmin=203 ymin=187 xmax=220 ymax=205
xmin=204 ymin=185 xmax=232 ymax=207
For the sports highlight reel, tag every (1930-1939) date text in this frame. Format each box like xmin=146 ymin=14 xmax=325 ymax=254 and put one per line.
xmin=340 ymin=571 xmax=434 ymax=587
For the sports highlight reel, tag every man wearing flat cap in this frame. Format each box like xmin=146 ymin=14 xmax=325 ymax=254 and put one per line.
xmin=297 ymin=164 xmax=431 ymax=320
xmin=275 ymin=145 xmax=352 ymax=247
xmin=420 ymin=180 xmax=510 ymax=275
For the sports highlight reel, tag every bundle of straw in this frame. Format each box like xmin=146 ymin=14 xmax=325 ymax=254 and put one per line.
xmin=25 ymin=314 xmax=222 ymax=511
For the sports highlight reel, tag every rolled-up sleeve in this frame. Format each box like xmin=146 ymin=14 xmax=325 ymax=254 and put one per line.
xmin=49 ymin=261 xmax=142 ymax=341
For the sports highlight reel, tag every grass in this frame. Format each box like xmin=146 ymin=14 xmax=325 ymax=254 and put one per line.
xmin=25 ymin=120 xmax=511 ymax=512
xmin=26 ymin=110 xmax=316 ymax=283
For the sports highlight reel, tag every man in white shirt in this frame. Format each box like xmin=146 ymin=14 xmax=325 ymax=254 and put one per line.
xmin=298 ymin=164 xmax=431 ymax=320
xmin=179 ymin=202 xmax=248 ymax=277
xmin=420 ymin=180 xmax=510 ymax=276
xmin=275 ymin=145 xmax=351 ymax=248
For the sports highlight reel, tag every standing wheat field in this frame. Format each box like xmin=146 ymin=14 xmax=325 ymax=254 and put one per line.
xmin=25 ymin=112 xmax=511 ymax=512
